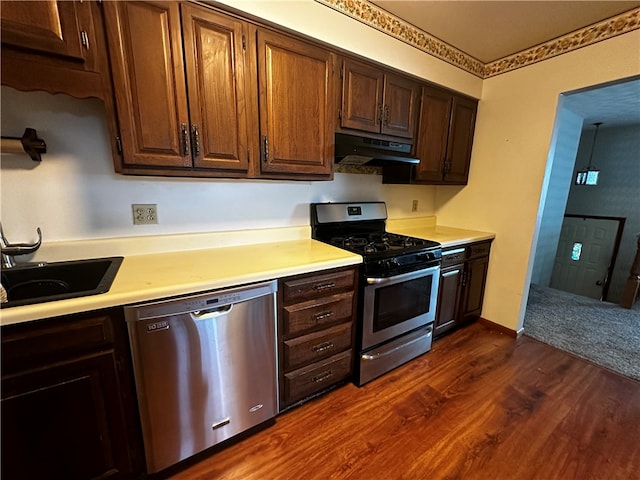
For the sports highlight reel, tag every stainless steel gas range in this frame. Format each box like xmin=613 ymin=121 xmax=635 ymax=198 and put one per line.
xmin=311 ymin=202 xmax=442 ymax=385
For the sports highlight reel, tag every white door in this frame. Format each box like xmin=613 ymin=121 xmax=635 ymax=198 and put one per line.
xmin=550 ymin=216 xmax=619 ymax=300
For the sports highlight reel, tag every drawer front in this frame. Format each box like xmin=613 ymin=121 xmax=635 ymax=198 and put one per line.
xmin=441 ymin=247 xmax=466 ymax=267
xmin=1 ymin=314 xmax=114 ymax=369
xmin=283 ymin=322 xmax=352 ymax=370
xmin=282 ymin=291 xmax=354 ymax=336
xmin=468 ymin=241 xmax=492 ymax=259
xmin=283 ymin=350 xmax=352 ymax=405
xmin=282 ymin=268 xmax=356 ymax=303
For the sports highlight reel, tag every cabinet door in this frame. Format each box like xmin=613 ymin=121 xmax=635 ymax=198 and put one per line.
xmin=434 ymin=264 xmax=463 ymax=336
xmin=413 ymin=86 xmax=452 ymax=182
xmin=1 ymin=351 xmax=132 ymax=480
xmin=340 ymin=59 xmax=384 ymax=134
xmin=461 ymin=255 xmax=489 ymax=320
xmin=181 ymin=4 xmax=250 ymax=172
xmin=257 ymin=30 xmax=334 ymax=176
xmin=105 ymin=1 xmax=191 ymax=168
xmin=381 ymin=74 xmax=419 ymax=139
xmin=1 ymin=1 xmax=85 ymax=61
xmin=444 ymin=95 xmax=477 ymax=184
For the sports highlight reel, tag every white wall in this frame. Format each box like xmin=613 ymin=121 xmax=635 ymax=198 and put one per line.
xmin=0 ymin=86 xmax=436 ymax=242
xmin=530 ymin=106 xmax=583 ymax=286
xmin=434 ymin=31 xmax=640 ymax=331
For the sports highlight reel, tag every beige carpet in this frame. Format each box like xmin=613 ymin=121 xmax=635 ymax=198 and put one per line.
xmin=524 ymin=284 xmax=640 ymax=381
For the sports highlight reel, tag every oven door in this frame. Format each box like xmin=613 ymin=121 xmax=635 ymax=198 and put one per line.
xmin=361 ymin=265 xmax=440 ymax=350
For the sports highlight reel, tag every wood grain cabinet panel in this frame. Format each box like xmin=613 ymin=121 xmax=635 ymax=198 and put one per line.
xmin=282 ymin=268 xmax=356 ymax=303
xmin=340 ymin=59 xmax=384 ymax=134
xmin=1 ymin=0 xmax=85 ymax=60
xmin=340 ymin=58 xmax=419 ymax=140
xmin=384 ymin=85 xmax=477 ymax=185
xmin=283 ymin=322 xmax=352 ymax=370
xmin=282 ymin=291 xmax=354 ymax=336
xmin=434 ymin=241 xmax=492 ymax=338
xmin=1 ymin=310 xmax=143 ymax=479
xmin=256 ymin=29 xmax=334 ymax=177
xmin=283 ymin=350 xmax=352 ymax=405
xmin=181 ymin=3 xmax=250 ymax=172
xmin=105 ymin=1 xmax=190 ymax=168
xmin=278 ymin=266 xmax=358 ymax=410
xmin=104 ymin=1 xmax=251 ymax=175
xmin=0 ymin=0 xmax=107 ymax=99
xmin=413 ymin=86 xmax=477 ymax=184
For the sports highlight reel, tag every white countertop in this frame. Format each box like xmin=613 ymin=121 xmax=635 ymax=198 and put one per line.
xmin=1 ymin=218 xmax=495 ymax=326
xmin=1 ymin=239 xmax=361 ymax=326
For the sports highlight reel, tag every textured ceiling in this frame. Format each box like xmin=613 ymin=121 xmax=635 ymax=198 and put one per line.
xmin=564 ymin=78 xmax=640 ymax=128
xmin=370 ymin=1 xmax=640 ymax=63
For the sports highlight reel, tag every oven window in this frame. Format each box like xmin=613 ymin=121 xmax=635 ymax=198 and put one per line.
xmin=373 ymin=275 xmax=433 ymax=332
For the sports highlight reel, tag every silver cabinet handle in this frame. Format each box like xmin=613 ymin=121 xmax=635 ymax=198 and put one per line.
xmin=181 ymin=123 xmax=190 ymax=156
xmin=311 ymin=370 xmax=333 ymax=383
xmin=313 ymin=281 xmax=336 ymax=291
xmin=313 ymin=310 xmax=334 ymax=321
xmin=191 ymin=124 xmax=200 ymax=156
xmin=312 ymin=341 xmax=334 ymax=353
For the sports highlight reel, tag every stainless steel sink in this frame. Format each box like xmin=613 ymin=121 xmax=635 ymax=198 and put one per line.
xmin=1 ymin=257 xmax=123 ymax=308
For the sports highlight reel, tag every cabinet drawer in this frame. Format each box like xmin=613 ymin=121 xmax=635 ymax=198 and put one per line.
xmin=282 ymin=268 xmax=356 ymax=303
xmin=441 ymin=247 xmax=466 ymax=267
xmin=1 ymin=314 xmax=114 ymax=369
xmin=282 ymin=291 xmax=354 ymax=336
xmin=468 ymin=241 xmax=492 ymax=259
xmin=283 ymin=322 xmax=352 ymax=370
xmin=283 ymin=350 xmax=352 ymax=405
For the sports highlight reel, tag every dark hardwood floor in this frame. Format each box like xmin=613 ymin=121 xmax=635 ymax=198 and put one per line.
xmin=166 ymin=322 xmax=640 ymax=480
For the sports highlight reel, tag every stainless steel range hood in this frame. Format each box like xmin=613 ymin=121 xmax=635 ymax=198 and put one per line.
xmin=335 ymin=133 xmax=419 ymax=166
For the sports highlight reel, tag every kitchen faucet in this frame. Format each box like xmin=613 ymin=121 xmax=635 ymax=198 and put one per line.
xmin=0 ymin=222 xmax=42 ymax=268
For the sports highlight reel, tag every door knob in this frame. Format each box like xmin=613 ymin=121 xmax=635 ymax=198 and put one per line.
xmin=596 ymin=280 xmax=603 ymax=286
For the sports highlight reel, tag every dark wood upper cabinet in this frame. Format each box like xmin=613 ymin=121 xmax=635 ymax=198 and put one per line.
xmin=0 ymin=0 xmax=108 ymax=99
xmin=1 ymin=0 xmax=85 ymax=60
xmin=384 ymin=85 xmax=478 ymax=185
xmin=181 ymin=3 xmax=250 ymax=172
xmin=340 ymin=58 xmax=419 ymax=140
xmin=105 ymin=1 xmax=190 ymax=169
xmin=104 ymin=1 xmax=250 ymax=175
xmin=256 ymin=29 xmax=334 ymax=177
xmin=413 ymin=86 xmax=478 ymax=184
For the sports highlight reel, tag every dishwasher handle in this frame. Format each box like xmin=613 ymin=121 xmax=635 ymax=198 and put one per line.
xmin=190 ymin=304 xmax=233 ymax=320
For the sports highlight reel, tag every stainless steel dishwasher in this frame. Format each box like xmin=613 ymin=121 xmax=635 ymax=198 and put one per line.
xmin=124 ymin=280 xmax=278 ymax=474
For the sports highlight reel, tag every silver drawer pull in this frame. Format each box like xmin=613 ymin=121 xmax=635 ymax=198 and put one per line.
xmin=313 ymin=281 xmax=336 ymax=291
xmin=311 ymin=370 xmax=333 ymax=383
xmin=312 ymin=341 xmax=334 ymax=353
xmin=313 ymin=310 xmax=334 ymax=321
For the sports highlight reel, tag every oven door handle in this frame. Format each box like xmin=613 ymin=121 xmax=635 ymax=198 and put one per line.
xmin=366 ymin=265 xmax=439 ymax=285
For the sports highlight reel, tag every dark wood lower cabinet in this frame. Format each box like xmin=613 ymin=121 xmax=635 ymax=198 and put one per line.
xmin=278 ymin=266 xmax=358 ymax=410
xmin=1 ymin=309 xmax=144 ymax=480
xmin=434 ymin=240 xmax=492 ymax=337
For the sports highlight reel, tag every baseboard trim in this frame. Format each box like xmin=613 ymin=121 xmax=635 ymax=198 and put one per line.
xmin=478 ymin=317 xmax=521 ymax=338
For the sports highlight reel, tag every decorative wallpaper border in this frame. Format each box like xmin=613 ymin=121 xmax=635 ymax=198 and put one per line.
xmin=314 ymin=0 xmax=640 ymax=79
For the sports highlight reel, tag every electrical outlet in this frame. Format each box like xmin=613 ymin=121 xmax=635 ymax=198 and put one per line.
xmin=132 ymin=204 xmax=158 ymax=225
xmin=412 ymin=200 xmax=418 ymax=212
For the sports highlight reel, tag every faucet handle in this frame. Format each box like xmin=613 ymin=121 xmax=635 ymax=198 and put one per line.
xmin=0 ymin=224 xmax=43 ymax=255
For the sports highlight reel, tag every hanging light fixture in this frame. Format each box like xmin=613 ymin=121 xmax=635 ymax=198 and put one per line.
xmin=575 ymin=122 xmax=602 ymax=186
